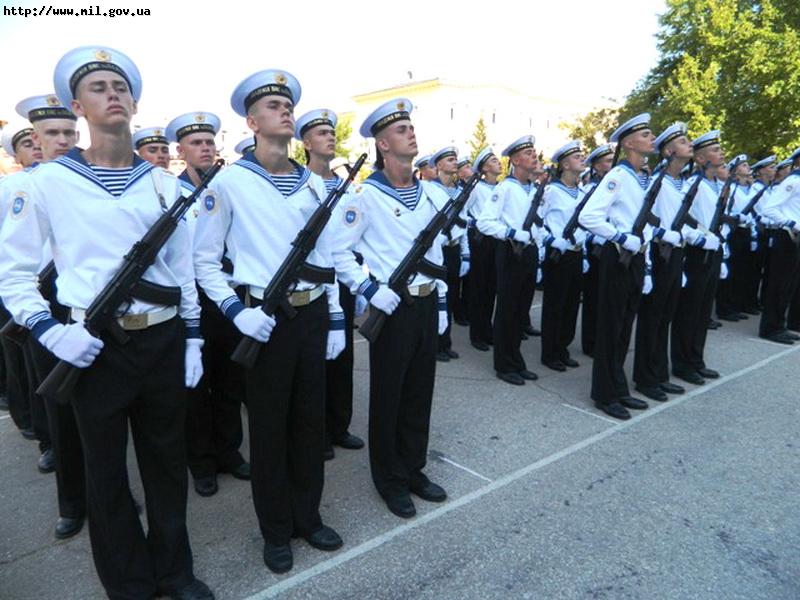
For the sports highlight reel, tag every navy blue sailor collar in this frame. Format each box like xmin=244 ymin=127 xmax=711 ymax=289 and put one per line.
xmin=53 ymin=146 xmax=154 ymax=196
xmin=235 ymin=152 xmax=311 ymax=196
xmin=363 ymin=169 xmax=423 ymax=210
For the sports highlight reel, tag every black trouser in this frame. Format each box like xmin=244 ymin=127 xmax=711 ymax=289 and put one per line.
xmin=671 ymin=246 xmax=722 ymax=373
xmin=368 ymin=292 xmax=436 ymax=499
xmin=468 ymin=231 xmax=496 ymax=346
xmin=591 ymin=244 xmax=644 ymax=405
xmin=23 ymin=340 xmax=50 ymax=452
xmin=29 ymin=339 xmax=86 ymax=519
xmin=71 ymin=316 xmax=194 ymax=599
xmin=186 ymin=291 xmax=245 ymax=479
xmin=541 ymin=250 xmax=581 ymax=365
xmin=752 ymin=228 xmax=770 ymax=310
xmin=716 ymin=228 xmax=749 ymax=316
xmin=246 ymin=295 xmax=327 ymax=545
xmin=0 ymin=306 xmax=32 ymax=431
xmin=493 ymin=242 xmax=537 ymax=374
xmin=759 ymin=230 xmax=800 ymax=337
xmin=326 ymin=282 xmax=356 ymax=442
xmin=788 ymin=270 xmax=800 ymax=330
xmin=581 ymin=245 xmax=601 ymax=356
xmin=438 ymin=243 xmax=462 ymax=352
xmin=634 ymin=245 xmax=683 ymax=387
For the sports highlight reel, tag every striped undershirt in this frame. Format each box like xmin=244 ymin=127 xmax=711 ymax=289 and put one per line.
xmin=395 ymin=185 xmax=418 ymax=209
xmin=89 ymin=164 xmax=134 ymax=197
xmin=324 ymin=177 xmax=340 ymax=194
xmin=270 ymin=170 xmax=302 ymax=196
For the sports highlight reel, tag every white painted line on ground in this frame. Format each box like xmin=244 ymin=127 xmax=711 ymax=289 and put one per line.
xmin=0 ymin=414 xmax=11 ymax=421
xmin=438 ymin=455 xmax=493 ymax=483
xmin=559 ymin=402 xmax=618 ymax=425
xmin=748 ymin=336 xmax=796 ymax=347
xmin=243 ymin=343 xmax=800 ymax=600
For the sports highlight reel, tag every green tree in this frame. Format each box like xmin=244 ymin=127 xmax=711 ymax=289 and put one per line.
xmin=334 ymin=115 xmax=353 ymax=159
xmin=468 ymin=116 xmax=490 ymax=161
xmin=559 ymin=106 xmax=620 ymax=151
xmin=618 ymin=0 xmax=800 ymax=158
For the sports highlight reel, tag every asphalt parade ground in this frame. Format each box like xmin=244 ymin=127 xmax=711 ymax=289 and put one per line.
xmin=2 ymin=303 xmax=799 ymax=600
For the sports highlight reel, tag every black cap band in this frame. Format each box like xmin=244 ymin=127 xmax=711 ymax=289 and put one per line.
xmin=244 ymin=84 xmax=293 ymax=112
xmin=135 ymin=135 xmax=168 ymax=149
xmin=175 ymin=123 xmax=216 ymax=141
xmin=69 ymin=61 xmax=132 ymax=96
xmin=28 ymin=107 xmax=76 ymax=122
xmin=11 ymin=128 xmax=34 ymax=151
xmin=371 ymin=110 xmax=410 ymax=135
xmin=299 ymin=117 xmax=334 ymax=138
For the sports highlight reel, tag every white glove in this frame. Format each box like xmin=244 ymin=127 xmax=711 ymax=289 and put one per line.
xmin=737 ymin=213 xmax=752 ymax=226
xmin=550 ymin=237 xmax=570 ymax=253
xmin=661 ymin=230 xmax=682 ymax=246
xmin=582 ymin=259 xmax=590 ymax=274
xmin=620 ymin=235 xmax=642 ymax=253
xmin=370 ymin=286 xmax=401 ymax=315
xmin=702 ymin=236 xmax=720 ymax=251
xmin=326 ymin=329 xmax=345 ymax=360
xmin=722 ymin=242 xmax=731 ymax=259
xmin=536 ymin=266 xmax=543 ymax=284
xmin=438 ymin=310 xmax=448 ymax=335
xmin=184 ymin=339 xmax=204 ymax=388
xmin=233 ymin=307 xmax=276 ymax=343
xmin=682 ymin=272 xmax=687 ymax=288
xmin=512 ymin=230 xmax=532 ymax=244
xmin=720 ymin=262 xmax=729 ymax=279
xmin=38 ymin=322 xmax=104 ymax=368
xmin=750 ymin=237 xmax=758 ymax=251
xmin=642 ymin=274 xmax=653 ymax=295
xmin=459 ymin=257 xmax=470 ymax=278
xmin=354 ymin=294 xmax=368 ymax=317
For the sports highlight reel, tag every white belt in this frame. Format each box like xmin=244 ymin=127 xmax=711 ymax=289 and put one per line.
xmin=70 ymin=306 xmax=177 ymax=331
xmin=248 ymin=285 xmax=324 ymax=307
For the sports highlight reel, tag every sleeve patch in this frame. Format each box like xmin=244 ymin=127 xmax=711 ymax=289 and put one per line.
xmin=343 ymin=206 xmax=360 ymax=226
xmin=606 ymin=180 xmax=618 ymax=192
xmin=203 ymin=191 xmax=218 ymax=213
xmin=10 ymin=192 xmax=28 ymax=220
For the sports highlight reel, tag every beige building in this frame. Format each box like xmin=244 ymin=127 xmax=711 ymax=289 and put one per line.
xmin=337 ymin=78 xmax=601 ymax=162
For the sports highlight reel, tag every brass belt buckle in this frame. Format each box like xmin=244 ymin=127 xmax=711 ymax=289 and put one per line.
xmin=123 ymin=313 xmax=149 ymax=330
xmin=290 ymin=290 xmax=311 ymax=307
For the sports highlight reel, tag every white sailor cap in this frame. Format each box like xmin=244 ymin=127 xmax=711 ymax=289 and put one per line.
xmin=15 ymin=94 xmax=76 ymax=122
xmin=166 ymin=112 xmax=221 ymax=143
xmin=551 ymin=140 xmax=582 ymax=163
xmin=1 ymin=120 xmax=35 ymax=157
xmin=132 ymin=126 xmax=168 ymax=150
xmin=751 ymin=156 xmax=776 ymax=171
xmin=584 ymin=143 xmax=614 ymax=165
xmin=359 ymin=98 xmax=413 ymax=138
xmin=692 ymin=130 xmax=721 ymax=150
xmin=502 ymin=135 xmax=535 ymax=157
xmin=472 ymin=147 xmax=495 ymax=172
xmin=234 ymin=136 xmax=256 ymax=155
xmin=230 ymin=69 xmax=301 ymax=118
xmin=610 ymin=113 xmax=651 ymax=144
xmin=777 ymin=158 xmax=793 ymax=169
xmin=294 ymin=108 xmax=337 ymax=140
xmin=457 ymin=155 xmax=471 ymax=169
xmin=54 ymin=46 xmax=142 ymax=106
xmin=414 ymin=154 xmax=432 ymax=169
xmin=431 ymin=146 xmax=458 ymax=165
xmin=727 ymin=154 xmax=748 ymax=170
xmin=789 ymin=147 xmax=800 ymax=162
xmin=653 ymin=122 xmax=687 ymax=153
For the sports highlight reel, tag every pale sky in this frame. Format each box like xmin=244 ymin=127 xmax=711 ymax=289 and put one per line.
xmin=1 ymin=0 xmax=666 ymax=144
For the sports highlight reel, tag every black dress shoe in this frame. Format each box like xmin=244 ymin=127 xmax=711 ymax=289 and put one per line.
xmin=263 ymin=541 xmax=293 ymax=574
xmin=673 ymin=369 xmax=705 ymax=385
xmin=332 ymin=432 xmax=365 ymax=449
xmin=526 ymin=326 xmax=542 ymax=337
xmin=659 ymin=381 xmax=685 ymax=395
xmin=717 ymin=313 xmax=740 ymax=322
xmin=520 ymin=332 xmax=529 ymax=340
xmin=303 ymin=525 xmax=343 ymax=551
xmin=708 ymin=319 xmax=722 ymax=330
xmin=55 ymin=516 xmax=84 ymax=540
xmin=784 ymin=331 xmax=800 ymax=341
xmin=543 ymin=360 xmax=566 ymax=372
xmin=518 ymin=369 xmax=538 ymax=381
xmin=496 ymin=371 xmax=525 ymax=386
xmin=743 ymin=307 xmax=761 ymax=315
xmin=445 ymin=349 xmax=460 ymax=359
xmin=619 ymin=396 xmax=648 ymax=410
xmin=471 ymin=341 xmax=490 ymax=352
xmin=167 ymin=578 xmax=215 ymax=600
xmin=384 ymin=494 xmax=416 ymax=519
xmin=696 ymin=367 xmax=719 ymax=379
xmin=454 ymin=317 xmax=469 ymax=326
xmin=410 ymin=478 xmax=447 ymax=502
xmin=734 ymin=312 xmax=748 ymax=320
xmin=634 ymin=385 xmax=668 ymax=402
xmin=20 ymin=427 xmax=36 ymax=441
xmin=193 ymin=475 xmax=218 ymax=497
xmin=563 ymin=357 xmax=580 ymax=368
xmin=435 ymin=351 xmax=451 ymax=362
xmin=38 ymin=448 xmax=55 ymax=474
xmin=761 ymin=333 xmax=795 ymax=345
xmin=220 ymin=462 xmax=251 ymax=480
xmin=323 ymin=445 xmax=335 ymax=461
xmin=596 ymin=401 xmax=631 ymax=420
